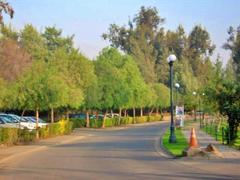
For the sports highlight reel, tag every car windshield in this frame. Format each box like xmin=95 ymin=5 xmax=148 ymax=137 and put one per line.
xmin=22 ymin=117 xmax=30 ymax=122
xmin=18 ymin=117 xmax=28 ymax=122
xmin=31 ymin=117 xmax=45 ymax=123
xmin=0 ymin=115 xmax=18 ymax=123
xmin=0 ymin=116 xmax=13 ymax=123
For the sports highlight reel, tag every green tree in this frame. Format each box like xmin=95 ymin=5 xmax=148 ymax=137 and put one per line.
xmin=153 ymin=83 xmax=170 ymax=115
xmin=20 ymin=24 xmax=48 ymax=61
xmin=223 ymin=26 xmax=240 ymax=81
xmin=224 ymin=59 xmax=236 ymax=82
xmin=216 ymin=81 xmax=240 ymax=142
xmin=103 ymin=6 xmax=165 ymax=83
xmin=42 ymin=26 xmax=74 ymax=54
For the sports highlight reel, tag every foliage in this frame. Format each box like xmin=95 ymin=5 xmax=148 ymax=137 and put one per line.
xmin=0 ymin=120 xmax=73 ymax=145
xmin=153 ymin=83 xmax=170 ymax=110
xmin=223 ymin=25 xmax=240 ymax=81
xmin=216 ymin=81 xmax=240 ymax=142
xmin=70 ymin=115 xmax=162 ymax=128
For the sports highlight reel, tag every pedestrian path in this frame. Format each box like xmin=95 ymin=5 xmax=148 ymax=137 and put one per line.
xmin=182 ymin=121 xmax=240 ymax=159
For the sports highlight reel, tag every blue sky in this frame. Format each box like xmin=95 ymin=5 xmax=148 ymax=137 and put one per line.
xmin=5 ymin=0 xmax=240 ymax=65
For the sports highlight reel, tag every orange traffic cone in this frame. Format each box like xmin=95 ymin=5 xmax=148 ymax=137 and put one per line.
xmin=189 ymin=128 xmax=199 ymax=148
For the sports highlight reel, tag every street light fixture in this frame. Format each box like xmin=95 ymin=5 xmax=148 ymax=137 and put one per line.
xmin=168 ymin=54 xmax=177 ymax=143
xmin=175 ymin=83 xmax=180 ymax=107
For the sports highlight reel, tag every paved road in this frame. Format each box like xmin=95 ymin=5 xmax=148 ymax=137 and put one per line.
xmin=0 ymin=122 xmax=239 ymax=180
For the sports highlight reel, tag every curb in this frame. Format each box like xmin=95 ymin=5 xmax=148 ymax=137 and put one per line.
xmin=154 ymin=128 xmax=176 ymax=159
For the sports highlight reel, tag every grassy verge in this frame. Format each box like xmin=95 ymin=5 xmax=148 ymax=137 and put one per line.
xmin=162 ymin=128 xmax=188 ymax=157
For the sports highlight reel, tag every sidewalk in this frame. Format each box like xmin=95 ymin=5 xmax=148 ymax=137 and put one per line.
xmin=182 ymin=121 xmax=240 ymax=159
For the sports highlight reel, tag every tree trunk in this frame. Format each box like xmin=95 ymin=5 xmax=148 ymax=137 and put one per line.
xmin=133 ymin=108 xmax=136 ymax=118
xmin=124 ymin=109 xmax=127 ymax=117
xmin=66 ymin=109 xmax=69 ymax=120
xmin=149 ymin=108 xmax=154 ymax=116
xmin=110 ymin=109 xmax=113 ymax=118
xmin=36 ymin=107 xmax=39 ymax=139
xmin=86 ymin=110 xmax=90 ymax=128
xmin=102 ymin=110 xmax=108 ymax=128
xmin=51 ymin=108 xmax=54 ymax=123
xmin=140 ymin=107 xmax=143 ymax=117
xmin=156 ymin=108 xmax=159 ymax=115
xmin=95 ymin=111 xmax=99 ymax=120
xmin=21 ymin=109 xmax=26 ymax=118
xmin=160 ymin=108 xmax=163 ymax=119
xmin=119 ymin=108 xmax=122 ymax=117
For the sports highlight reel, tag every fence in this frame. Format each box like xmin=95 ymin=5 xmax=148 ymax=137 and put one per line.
xmin=200 ymin=116 xmax=231 ymax=145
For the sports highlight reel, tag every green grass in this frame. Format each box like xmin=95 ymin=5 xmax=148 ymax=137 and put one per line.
xmin=162 ymin=128 xmax=188 ymax=157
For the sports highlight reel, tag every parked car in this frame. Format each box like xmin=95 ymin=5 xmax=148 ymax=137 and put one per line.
xmin=106 ymin=113 xmax=120 ymax=118
xmin=24 ymin=116 xmax=48 ymax=128
xmin=1 ymin=114 xmax=36 ymax=130
xmin=69 ymin=113 xmax=96 ymax=119
xmin=0 ymin=116 xmax=19 ymax=128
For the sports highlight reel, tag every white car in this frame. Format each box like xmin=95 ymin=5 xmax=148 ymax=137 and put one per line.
xmin=6 ymin=114 xmax=36 ymax=130
xmin=24 ymin=116 xmax=48 ymax=128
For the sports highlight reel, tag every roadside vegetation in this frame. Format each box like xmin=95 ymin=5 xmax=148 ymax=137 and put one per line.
xmin=201 ymin=116 xmax=240 ymax=150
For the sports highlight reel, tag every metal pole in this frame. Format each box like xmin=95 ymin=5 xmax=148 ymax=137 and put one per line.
xmin=169 ymin=61 xmax=176 ymax=143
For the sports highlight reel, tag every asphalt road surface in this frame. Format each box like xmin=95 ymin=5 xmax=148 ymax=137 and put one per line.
xmin=0 ymin=121 xmax=239 ymax=180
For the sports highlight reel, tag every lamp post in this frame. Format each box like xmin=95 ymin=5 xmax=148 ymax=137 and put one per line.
xmin=200 ymin=93 xmax=205 ymax=127
xmin=168 ymin=54 xmax=177 ymax=143
xmin=193 ymin=91 xmax=197 ymax=121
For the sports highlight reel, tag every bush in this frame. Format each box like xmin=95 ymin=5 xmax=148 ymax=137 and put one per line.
xmin=18 ymin=128 xmax=36 ymax=143
xmin=148 ymin=115 xmax=162 ymax=122
xmin=0 ymin=128 xmax=19 ymax=145
xmin=102 ymin=115 xmax=162 ymax=127
xmin=135 ymin=116 xmax=148 ymax=123
xmin=39 ymin=120 xmax=73 ymax=139
xmin=90 ymin=119 xmax=103 ymax=128
xmin=0 ymin=120 xmax=74 ymax=145
xmin=70 ymin=118 xmax=86 ymax=128
xmin=0 ymin=128 xmax=35 ymax=145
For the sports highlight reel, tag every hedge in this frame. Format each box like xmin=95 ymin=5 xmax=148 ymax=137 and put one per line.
xmin=0 ymin=120 xmax=73 ymax=146
xmin=0 ymin=116 xmax=162 ymax=146
xmin=70 ymin=115 xmax=162 ymax=128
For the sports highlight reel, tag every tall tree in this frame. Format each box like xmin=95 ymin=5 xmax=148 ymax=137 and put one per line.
xmin=223 ymin=26 xmax=240 ymax=81
xmin=42 ymin=26 xmax=74 ymax=54
xmin=20 ymin=24 xmax=48 ymax=61
xmin=188 ymin=25 xmax=215 ymax=76
xmin=103 ymin=6 xmax=165 ymax=83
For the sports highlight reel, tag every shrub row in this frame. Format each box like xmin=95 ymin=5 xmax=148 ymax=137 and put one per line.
xmin=70 ymin=115 xmax=162 ymax=128
xmin=0 ymin=116 xmax=162 ymax=146
xmin=0 ymin=120 xmax=73 ymax=146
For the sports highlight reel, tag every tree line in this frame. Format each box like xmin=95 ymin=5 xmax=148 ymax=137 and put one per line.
xmin=0 ymin=5 xmax=239 ymax=137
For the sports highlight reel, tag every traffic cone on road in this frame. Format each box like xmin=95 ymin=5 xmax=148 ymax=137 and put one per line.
xmin=189 ymin=128 xmax=199 ymax=148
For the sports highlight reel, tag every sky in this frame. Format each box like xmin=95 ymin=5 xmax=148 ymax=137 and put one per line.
xmin=4 ymin=0 xmax=240 ymax=65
